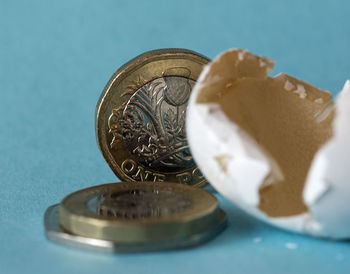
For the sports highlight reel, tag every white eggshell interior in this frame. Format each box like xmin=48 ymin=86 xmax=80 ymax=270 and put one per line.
xmin=187 ymin=49 xmax=350 ymax=239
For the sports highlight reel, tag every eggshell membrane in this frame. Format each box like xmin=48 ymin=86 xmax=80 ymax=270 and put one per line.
xmin=187 ymin=49 xmax=350 ymax=238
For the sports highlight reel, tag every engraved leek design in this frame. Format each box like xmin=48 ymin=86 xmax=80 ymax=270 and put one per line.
xmin=108 ymin=77 xmax=194 ymax=170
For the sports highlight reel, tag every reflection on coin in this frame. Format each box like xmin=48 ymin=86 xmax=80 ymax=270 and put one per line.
xmin=96 ymin=49 xmax=209 ymax=187
xmin=59 ymin=182 xmax=224 ymax=243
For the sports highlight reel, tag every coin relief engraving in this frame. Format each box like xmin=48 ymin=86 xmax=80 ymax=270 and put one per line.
xmin=97 ymin=189 xmax=192 ymax=219
xmin=108 ymin=75 xmax=195 ymax=173
xmin=96 ymin=49 xmax=209 ymax=186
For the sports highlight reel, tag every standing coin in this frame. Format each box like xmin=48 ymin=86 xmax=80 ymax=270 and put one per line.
xmin=96 ymin=49 xmax=209 ymax=187
xmin=58 ymin=182 xmax=225 ymax=245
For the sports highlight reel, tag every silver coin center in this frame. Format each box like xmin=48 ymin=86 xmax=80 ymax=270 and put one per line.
xmin=119 ymin=76 xmax=195 ymax=172
xmin=96 ymin=189 xmax=192 ymax=219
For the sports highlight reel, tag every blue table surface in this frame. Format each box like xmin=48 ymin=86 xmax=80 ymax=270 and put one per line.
xmin=1 ymin=0 xmax=350 ymax=273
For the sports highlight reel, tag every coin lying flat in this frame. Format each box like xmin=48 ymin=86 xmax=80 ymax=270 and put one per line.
xmin=96 ymin=49 xmax=209 ymax=187
xmin=58 ymin=182 xmax=225 ymax=244
xmin=44 ymin=204 xmax=226 ymax=253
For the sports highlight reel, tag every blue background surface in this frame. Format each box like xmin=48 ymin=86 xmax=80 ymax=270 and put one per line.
xmin=1 ymin=0 xmax=350 ymax=273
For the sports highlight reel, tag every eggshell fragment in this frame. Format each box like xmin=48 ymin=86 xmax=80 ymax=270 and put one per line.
xmin=187 ymin=48 xmax=350 ymax=239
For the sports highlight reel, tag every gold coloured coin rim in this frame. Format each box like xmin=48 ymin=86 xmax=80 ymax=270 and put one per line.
xmin=95 ymin=48 xmax=210 ymax=187
xmin=59 ymin=182 xmax=219 ymax=242
xmin=60 ymin=182 xmax=218 ymax=224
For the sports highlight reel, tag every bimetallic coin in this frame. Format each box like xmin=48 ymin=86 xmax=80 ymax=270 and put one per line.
xmin=59 ymin=182 xmax=224 ymax=244
xmin=96 ymin=49 xmax=209 ymax=187
xmin=44 ymin=204 xmax=227 ymax=253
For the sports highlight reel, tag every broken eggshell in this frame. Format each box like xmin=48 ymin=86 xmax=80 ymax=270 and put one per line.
xmin=186 ymin=48 xmax=350 ymax=239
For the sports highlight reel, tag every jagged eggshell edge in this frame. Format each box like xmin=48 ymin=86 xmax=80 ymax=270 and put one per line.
xmin=187 ymin=49 xmax=350 ymax=238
